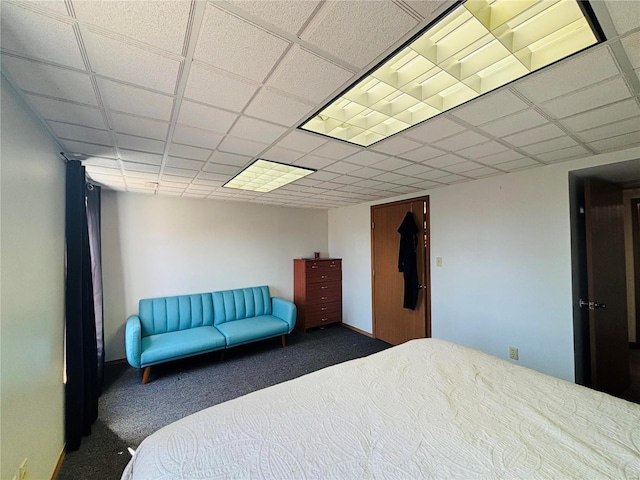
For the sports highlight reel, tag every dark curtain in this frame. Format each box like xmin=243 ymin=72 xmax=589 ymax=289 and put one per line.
xmin=65 ymin=160 xmax=103 ymax=452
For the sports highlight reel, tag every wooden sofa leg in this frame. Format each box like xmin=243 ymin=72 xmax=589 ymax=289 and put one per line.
xmin=142 ymin=366 xmax=151 ymax=385
xmin=281 ymin=334 xmax=286 ymax=348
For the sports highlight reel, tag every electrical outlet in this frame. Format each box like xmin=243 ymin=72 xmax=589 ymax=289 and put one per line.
xmin=18 ymin=458 xmax=27 ymax=480
xmin=509 ymin=347 xmax=519 ymax=361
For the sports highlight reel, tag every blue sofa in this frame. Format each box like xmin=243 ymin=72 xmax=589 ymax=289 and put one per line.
xmin=125 ymin=286 xmax=296 ymax=383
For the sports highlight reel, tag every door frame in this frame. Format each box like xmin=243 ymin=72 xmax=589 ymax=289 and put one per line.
xmin=370 ymin=196 xmax=431 ymax=341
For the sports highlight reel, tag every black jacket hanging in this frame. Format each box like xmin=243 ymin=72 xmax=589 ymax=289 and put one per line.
xmin=398 ymin=211 xmax=420 ymax=310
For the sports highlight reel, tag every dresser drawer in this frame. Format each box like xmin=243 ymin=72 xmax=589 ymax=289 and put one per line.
xmin=305 ymin=260 xmax=341 ymax=283
xmin=305 ymin=302 xmax=342 ymax=328
xmin=305 ymin=281 xmax=341 ymax=304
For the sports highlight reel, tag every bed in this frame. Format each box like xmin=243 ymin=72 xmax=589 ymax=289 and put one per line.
xmin=122 ymin=338 xmax=640 ymax=479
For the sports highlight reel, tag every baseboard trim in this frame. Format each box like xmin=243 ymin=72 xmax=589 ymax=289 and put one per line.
xmin=106 ymin=358 xmax=128 ymax=366
xmin=51 ymin=446 xmax=65 ymax=480
xmin=341 ymin=323 xmax=373 ymax=338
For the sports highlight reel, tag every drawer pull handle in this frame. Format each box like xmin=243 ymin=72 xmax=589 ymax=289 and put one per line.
xmin=321 ymin=286 xmax=328 ymax=289
xmin=321 ymin=318 xmax=328 ymax=322
xmin=311 ymin=265 xmax=318 ymax=269
xmin=321 ymin=275 xmax=327 ymax=279
xmin=321 ymin=296 xmax=327 ymax=300
xmin=321 ymin=307 xmax=327 ymax=311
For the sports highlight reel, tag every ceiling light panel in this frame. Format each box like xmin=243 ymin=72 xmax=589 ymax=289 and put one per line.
xmin=300 ymin=0 xmax=601 ymax=147
xmin=224 ymin=159 xmax=316 ymax=193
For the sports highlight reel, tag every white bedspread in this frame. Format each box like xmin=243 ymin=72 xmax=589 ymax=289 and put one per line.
xmin=122 ymin=338 xmax=640 ymax=479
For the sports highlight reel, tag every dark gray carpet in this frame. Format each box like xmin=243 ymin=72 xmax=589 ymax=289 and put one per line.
xmin=57 ymin=325 xmax=391 ymax=480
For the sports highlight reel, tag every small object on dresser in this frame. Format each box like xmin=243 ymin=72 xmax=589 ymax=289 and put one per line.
xmin=314 ymin=251 xmax=320 ymax=259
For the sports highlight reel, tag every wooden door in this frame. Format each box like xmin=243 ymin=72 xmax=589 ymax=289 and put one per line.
xmin=584 ymin=178 xmax=629 ymax=394
xmin=371 ymin=197 xmax=430 ymax=345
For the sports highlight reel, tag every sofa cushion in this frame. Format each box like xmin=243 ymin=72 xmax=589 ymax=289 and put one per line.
xmin=215 ymin=315 xmax=288 ymax=346
xmin=139 ymin=293 xmax=214 ymax=337
xmin=140 ymin=325 xmax=225 ymax=366
xmin=213 ymin=286 xmax=271 ymax=325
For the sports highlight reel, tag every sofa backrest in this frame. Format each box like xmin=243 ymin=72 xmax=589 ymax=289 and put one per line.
xmin=138 ymin=293 xmax=214 ymax=337
xmin=213 ymin=286 xmax=271 ymax=325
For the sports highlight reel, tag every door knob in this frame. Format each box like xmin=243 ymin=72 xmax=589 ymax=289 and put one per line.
xmin=579 ymin=299 xmax=606 ymax=310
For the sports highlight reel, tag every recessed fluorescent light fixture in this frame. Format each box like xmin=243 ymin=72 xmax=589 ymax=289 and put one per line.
xmin=299 ymin=0 xmax=603 ymax=147
xmin=223 ymin=159 xmax=316 ymax=193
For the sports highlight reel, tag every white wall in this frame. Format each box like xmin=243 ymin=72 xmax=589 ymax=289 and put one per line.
xmin=102 ymin=192 xmax=328 ymax=361
xmin=0 ymin=77 xmax=65 ymax=480
xmin=329 ymin=147 xmax=640 ymax=382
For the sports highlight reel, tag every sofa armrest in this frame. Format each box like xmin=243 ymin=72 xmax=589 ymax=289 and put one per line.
xmin=125 ymin=315 xmax=142 ymax=368
xmin=272 ymin=297 xmax=296 ymax=333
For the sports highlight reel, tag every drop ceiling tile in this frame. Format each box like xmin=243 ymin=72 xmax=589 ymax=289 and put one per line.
xmin=209 ymin=151 xmax=251 ymax=167
xmin=394 ymin=163 xmax=434 ymax=176
xmin=293 ymin=154 xmax=335 ymax=170
xmin=300 ymin=0 xmax=416 ymax=69
xmin=268 ymin=46 xmax=354 ymax=103
xmin=503 ymin=124 xmax=565 ymax=147
xmin=561 ymin=99 xmax=640 ymax=133
xmin=442 ymin=161 xmax=483 ymax=174
xmin=432 ymin=131 xmax=488 ymax=152
xmin=62 ymin=139 xmax=116 ymax=158
xmin=372 ymin=172 xmax=406 ymax=183
xmin=202 ymin=163 xmax=240 ymax=175
xmin=26 ymin=94 xmax=106 ymax=129
xmin=173 ymin=125 xmax=224 ymax=150
xmin=119 ymin=150 xmax=163 ymax=165
xmin=99 ymin=79 xmax=174 ymax=121
xmin=463 ymin=166 xmax=502 ymax=178
xmin=116 ymin=134 xmax=165 ymax=154
xmin=217 ymin=136 xmax=267 ymax=156
xmin=262 ymin=146 xmax=304 ymax=163
xmin=81 ymin=157 xmax=118 ymax=168
xmin=451 ymin=90 xmax=529 ymax=125
xmin=605 ymin=1 xmax=640 ymax=36
xmin=166 ymin=157 xmax=205 ymax=170
xmin=244 ymin=87 xmax=314 ymax=126
xmin=324 ymin=162 xmax=362 ymax=174
xmin=121 ymin=162 xmax=160 ymax=174
xmin=479 ymin=109 xmax=550 ymax=138
xmin=372 ymin=136 xmax=422 ymax=155
xmin=83 ymin=29 xmax=181 ymax=93
xmin=197 ymin=172 xmax=231 ymax=182
xmin=587 ymin=131 xmax=640 ymax=153
xmin=398 ymin=145 xmax=446 ymax=162
xmin=475 ymin=150 xmax=525 ymax=166
xmin=343 ymin=150 xmax=388 ymax=166
xmin=542 ymin=77 xmax=632 ymax=119
xmin=29 ymin=1 xmax=70 ymax=16
xmin=309 ymin=171 xmax=340 ymax=181
xmin=1 ymin=56 xmax=96 ymax=105
xmin=403 ymin=117 xmax=466 ymax=143
xmin=370 ymin=157 xmax=413 ymax=171
xmin=177 ymin=101 xmax=238 ymax=134
xmin=496 ymin=158 xmax=541 ymax=171
xmin=0 ymin=3 xmax=85 ymax=69
xmin=536 ymin=145 xmax=591 ymax=163
xmin=109 ymin=112 xmax=168 ymax=140
xmin=228 ymin=116 xmax=288 ymax=144
xmin=277 ymin=130 xmax=327 ymax=152
xmin=49 ymin=121 xmax=111 ymax=144
xmin=163 ymin=167 xmax=199 ymax=179
xmin=167 ymin=143 xmax=211 ymax=161
xmin=456 ymin=141 xmax=509 ymax=160
xmin=351 ymin=167 xmax=387 ymax=179
xmin=423 ymin=153 xmax=466 ymax=168
xmin=330 ymin=175 xmax=361 ymax=185
xmin=577 ymin=117 xmax=640 ymax=143
xmin=195 ymin=4 xmax=289 ymax=83
xmin=389 ymin=185 xmax=422 ymax=194
xmin=433 ymin=174 xmax=469 ymax=184
xmin=73 ymin=1 xmax=191 ymax=55
xmin=312 ymin=141 xmax=361 ymax=160
xmin=515 ymin=47 xmax=620 ymax=104
xmin=411 ymin=179 xmax=442 ymax=190
xmin=621 ymin=32 xmax=640 ymax=70
xmin=225 ymin=0 xmax=321 ymax=36
xmin=521 ymin=136 xmax=578 ymax=156
xmin=184 ymin=63 xmax=258 ymax=112
xmin=85 ymin=165 xmax=122 ymax=176
xmin=161 ymin=176 xmax=193 ymax=186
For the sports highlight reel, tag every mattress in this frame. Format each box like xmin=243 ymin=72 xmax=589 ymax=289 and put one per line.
xmin=122 ymin=338 xmax=640 ymax=479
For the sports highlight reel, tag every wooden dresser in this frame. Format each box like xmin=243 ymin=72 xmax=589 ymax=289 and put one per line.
xmin=293 ymin=258 xmax=342 ymax=332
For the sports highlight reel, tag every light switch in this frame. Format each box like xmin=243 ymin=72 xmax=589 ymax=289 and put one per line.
xmin=436 ymin=257 xmax=442 ymax=267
